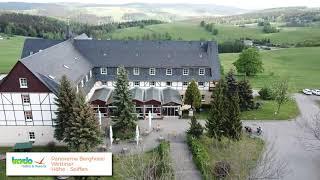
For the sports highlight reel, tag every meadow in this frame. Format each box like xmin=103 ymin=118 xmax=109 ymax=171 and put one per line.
xmin=110 ymin=22 xmax=320 ymax=44
xmin=0 ymin=34 xmax=24 ymax=73
xmin=220 ymin=47 xmax=320 ymax=92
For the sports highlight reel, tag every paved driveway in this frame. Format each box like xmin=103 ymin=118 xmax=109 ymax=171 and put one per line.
xmin=244 ymin=94 xmax=320 ymax=180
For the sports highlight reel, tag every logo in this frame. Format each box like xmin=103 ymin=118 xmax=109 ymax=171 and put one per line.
xmin=11 ymin=157 xmax=46 ymax=168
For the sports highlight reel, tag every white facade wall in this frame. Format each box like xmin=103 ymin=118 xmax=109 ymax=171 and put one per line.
xmin=0 ymin=92 xmax=57 ymax=126
xmin=0 ymin=126 xmax=62 ymax=146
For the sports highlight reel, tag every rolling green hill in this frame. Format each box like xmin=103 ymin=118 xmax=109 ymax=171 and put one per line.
xmin=0 ymin=34 xmax=24 ymax=73
xmin=110 ymin=22 xmax=320 ymax=44
xmin=220 ymin=47 xmax=320 ymax=92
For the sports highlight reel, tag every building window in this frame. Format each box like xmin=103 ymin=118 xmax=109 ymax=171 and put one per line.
xmin=183 ymin=82 xmax=188 ymax=86
xmin=166 ymin=82 xmax=172 ymax=86
xmin=198 ymin=82 xmax=204 ymax=86
xmin=81 ymin=80 xmax=84 ymax=87
xmin=134 ymin=81 xmax=140 ymax=86
xmin=89 ymin=70 xmax=92 ymax=78
xmin=133 ymin=68 xmax=139 ymax=75
xmin=24 ymin=111 xmax=33 ymax=122
xmin=19 ymin=78 xmax=28 ymax=88
xmin=150 ymin=81 xmax=155 ymax=86
xmin=85 ymin=75 xmax=89 ymax=82
xmin=100 ymin=68 xmax=107 ymax=74
xmin=166 ymin=68 xmax=172 ymax=75
xmin=201 ymin=95 xmax=205 ymax=102
xmin=149 ymin=68 xmax=155 ymax=75
xmin=21 ymin=94 xmax=30 ymax=104
xmin=199 ymin=68 xmax=205 ymax=76
xmin=29 ymin=132 xmax=35 ymax=141
xmin=102 ymin=81 xmax=108 ymax=85
xmin=183 ymin=68 xmax=189 ymax=75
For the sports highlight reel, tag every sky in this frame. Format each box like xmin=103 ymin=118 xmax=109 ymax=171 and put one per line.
xmin=0 ymin=0 xmax=320 ymax=10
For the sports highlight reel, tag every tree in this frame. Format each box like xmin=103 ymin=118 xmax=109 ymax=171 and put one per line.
xmin=273 ymin=79 xmax=289 ymax=114
xmin=54 ymin=75 xmax=76 ymax=141
xmin=200 ymin=21 xmax=205 ymax=27
xmin=112 ymin=66 xmax=137 ymax=139
xmin=187 ymin=116 xmax=204 ymax=138
xmin=224 ymin=70 xmax=242 ymax=140
xmin=184 ymin=80 xmax=202 ymax=110
xmin=233 ymin=48 xmax=264 ymax=76
xmin=238 ymin=80 xmax=255 ymax=111
xmin=64 ymin=92 xmax=103 ymax=152
xmin=206 ymin=79 xmax=227 ymax=141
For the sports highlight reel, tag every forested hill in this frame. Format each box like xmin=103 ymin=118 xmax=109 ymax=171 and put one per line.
xmin=0 ymin=12 xmax=163 ymax=40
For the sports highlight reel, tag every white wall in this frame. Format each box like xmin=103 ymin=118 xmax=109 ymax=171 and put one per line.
xmin=0 ymin=126 xmax=63 ymax=146
xmin=0 ymin=93 xmax=57 ymax=126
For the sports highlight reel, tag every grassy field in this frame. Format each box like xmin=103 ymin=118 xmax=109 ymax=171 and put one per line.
xmin=220 ymin=47 xmax=320 ymax=92
xmin=110 ymin=22 xmax=320 ymax=44
xmin=189 ymin=135 xmax=264 ymax=179
xmin=241 ymin=98 xmax=299 ymax=120
xmin=0 ymin=34 xmax=24 ymax=74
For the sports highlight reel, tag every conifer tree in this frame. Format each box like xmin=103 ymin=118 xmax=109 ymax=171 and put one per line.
xmin=206 ymin=79 xmax=227 ymax=141
xmin=64 ymin=92 xmax=102 ymax=152
xmin=54 ymin=75 xmax=76 ymax=141
xmin=225 ymin=70 xmax=242 ymax=141
xmin=112 ymin=66 xmax=137 ymax=139
xmin=184 ymin=80 xmax=202 ymax=110
xmin=187 ymin=116 xmax=204 ymax=138
xmin=238 ymin=80 xmax=255 ymax=111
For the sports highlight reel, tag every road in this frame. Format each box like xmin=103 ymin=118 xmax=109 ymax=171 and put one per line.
xmin=244 ymin=94 xmax=320 ymax=180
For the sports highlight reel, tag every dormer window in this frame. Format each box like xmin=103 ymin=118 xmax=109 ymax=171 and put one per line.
xmin=183 ymin=68 xmax=189 ymax=75
xmin=133 ymin=68 xmax=139 ymax=75
xmin=19 ymin=78 xmax=28 ymax=88
xmin=166 ymin=68 xmax=172 ymax=76
xmin=198 ymin=82 xmax=204 ymax=86
xmin=149 ymin=68 xmax=155 ymax=75
xmin=199 ymin=68 xmax=205 ymax=76
xmin=101 ymin=68 xmax=107 ymax=74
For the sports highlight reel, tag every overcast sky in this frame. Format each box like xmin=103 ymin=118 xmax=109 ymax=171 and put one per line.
xmin=0 ymin=0 xmax=320 ymax=10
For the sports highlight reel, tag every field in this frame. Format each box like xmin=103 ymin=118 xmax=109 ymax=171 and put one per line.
xmin=110 ymin=22 xmax=320 ymax=44
xmin=220 ymin=47 xmax=320 ymax=92
xmin=0 ymin=34 xmax=24 ymax=74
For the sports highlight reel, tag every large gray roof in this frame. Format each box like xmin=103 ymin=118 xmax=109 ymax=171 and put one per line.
xmin=21 ymin=38 xmax=63 ymax=59
xmin=90 ymin=88 xmax=112 ymax=102
xmin=73 ymin=40 xmax=213 ymax=68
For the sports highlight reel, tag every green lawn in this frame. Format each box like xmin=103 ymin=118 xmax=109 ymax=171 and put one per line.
xmin=0 ymin=34 xmax=25 ymax=73
xmin=196 ymin=98 xmax=299 ymax=120
xmin=189 ymin=135 xmax=264 ymax=179
xmin=110 ymin=22 xmax=320 ymax=44
xmin=220 ymin=47 xmax=320 ymax=92
xmin=241 ymin=98 xmax=299 ymax=120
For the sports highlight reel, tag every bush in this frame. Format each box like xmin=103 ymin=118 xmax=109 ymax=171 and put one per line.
xmin=259 ymin=87 xmax=274 ymax=100
xmin=187 ymin=135 xmax=210 ymax=178
xmin=47 ymin=141 xmax=56 ymax=152
xmin=187 ymin=116 xmax=204 ymax=138
xmin=213 ymin=161 xmax=231 ymax=178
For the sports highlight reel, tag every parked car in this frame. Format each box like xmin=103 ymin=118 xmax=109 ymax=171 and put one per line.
xmin=312 ymin=89 xmax=320 ymax=96
xmin=303 ymin=89 xmax=312 ymax=95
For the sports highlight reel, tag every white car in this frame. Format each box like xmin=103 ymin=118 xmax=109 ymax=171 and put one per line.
xmin=312 ymin=89 xmax=320 ymax=96
xmin=303 ymin=89 xmax=312 ymax=95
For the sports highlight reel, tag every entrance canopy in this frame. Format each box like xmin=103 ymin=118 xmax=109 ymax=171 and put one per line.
xmin=162 ymin=88 xmax=183 ymax=105
xmin=90 ymin=88 xmax=112 ymax=105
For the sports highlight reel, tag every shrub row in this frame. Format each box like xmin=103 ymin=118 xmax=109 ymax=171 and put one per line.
xmin=186 ymin=135 xmax=210 ymax=179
